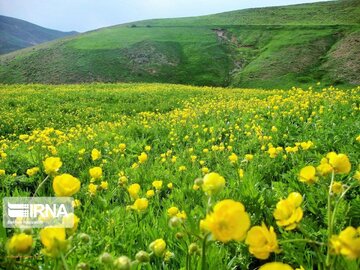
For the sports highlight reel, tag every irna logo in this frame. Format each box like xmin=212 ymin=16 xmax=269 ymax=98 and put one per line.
xmin=3 ymin=197 xmax=74 ymax=228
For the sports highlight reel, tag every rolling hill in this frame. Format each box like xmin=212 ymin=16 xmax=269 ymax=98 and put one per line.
xmin=0 ymin=0 xmax=359 ymax=88
xmin=0 ymin=15 xmax=77 ymax=55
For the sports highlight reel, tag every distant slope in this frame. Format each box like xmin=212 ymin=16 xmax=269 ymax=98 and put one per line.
xmin=0 ymin=15 xmax=77 ymax=54
xmin=135 ymin=0 xmax=360 ymax=26
xmin=0 ymin=0 xmax=359 ymax=88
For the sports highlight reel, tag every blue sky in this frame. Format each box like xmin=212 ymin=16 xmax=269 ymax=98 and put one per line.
xmin=0 ymin=0 xmax=330 ymax=32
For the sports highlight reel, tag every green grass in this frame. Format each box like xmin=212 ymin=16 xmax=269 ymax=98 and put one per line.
xmin=0 ymin=83 xmax=359 ymax=269
xmin=135 ymin=0 xmax=360 ymax=26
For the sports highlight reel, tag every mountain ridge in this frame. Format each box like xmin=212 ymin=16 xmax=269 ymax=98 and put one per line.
xmin=0 ymin=0 xmax=359 ymax=88
xmin=0 ymin=15 xmax=77 ymax=55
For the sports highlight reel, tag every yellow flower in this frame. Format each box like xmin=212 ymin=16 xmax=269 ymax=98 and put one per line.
xmin=331 ymin=226 xmax=360 ymax=259
xmin=62 ymin=213 xmax=80 ymax=235
xmin=177 ymin=210 xmax=187 ymax=220
xmin=202 ymin=172 xmax=225 ymax=196
xmin=89 ymin=167 xmax=102 ymax=180
xmin=40 ymin=227 xmax=68 ymax=257
xmin=119 ymin=143 xmax=126 ymax=152
xmin=316 ymin=161 xmax=333 ymax=176
xmin=47 ymin=145 xmax=57 ymax=155
xmin=285 ymin=146 xmax=298 ymax=153
xmin=26 ymin=167 xmax=40 ymax=176
xmin=271 ymin=126 xmax=278 ymax=132
xmin=152 ymin=180 xmax=163 ymax=190
xmin=128 ymin=183 xmax=141 ymax=199
xmin=273 ymin=192 xmax=303 ymax=230
xmin=245 ymin=223 xmax=279 ymax=259
xmin=193 ymin=184 xmax=200 ymax=191
xmin=19 ymin=134 xmax=29 ymax=141
xmin=149 ymin=239 xmax=166 ymax=256
xmin=354 ymin=170 xmax=360 ymax=182
xmin=300 ymin=141 xmax=313 ymax=150
xmin=138 ymin=152 xmax=148 ymax=163
xmin=228 ymin=153 xmax=238 ymax=164
xmin=72 ymin=199 xmax=81 ymax=208
xmin=201 ymin=167 xmax=209 ymax=174
xmin=299 ymin=166 xmax=318 ymax=184
xmin=167 ymin=183 xmax=173 ymax=189
xmin=7 ymin=233 xmax=33 ymax=254
xmin=53 ymin=174 xmax=80 ymax=197
xmin=259 ymin=262 xmax=294 ymax=270
xmin=0 ymin=169 xmax=5 ymax=175
xmin=245 ymin=154 xmax=254 ymax=161
xmin=131 ymin=198 xmax=149 ymax=212
xmin=100 ymin=181 xmax=108 ymax=190
xmin=267 ymin=147 xmax=277 ymax=158
xmin=356 ymin=135 xmax=360 ymax=142
xmin=200 ymin=199 xmax=250 ymax=243
xmin=146 ymin=189 xmax=155 ymax=198
xmin=88 ymin=183 xmax=98 ymax=195
xmin=238 ymin=169 xmax=244 ymax=179
xmin=145 ymin=145 xmax=151 ymax=152
xmin=43 ymin=157 xmax=62 ymax=175
xmin=119 ymin=175 xmax=128 ymax=185
xmin=131 ymin=162 xmax=139 ymax=169
xmin=326 ymin=152 xmax=351 ymax=174
xmin=91 ymin=148 xmax=101 ymax=161
xmin=164 ymin=250 xmax=174 ymax=262
xmin=331 ymin=181 xmax=343 ymax=194
xmin=179 ymin=165 xmax=187 ymax=171
xmin=167 ymin=207 xmax=179 ymax=217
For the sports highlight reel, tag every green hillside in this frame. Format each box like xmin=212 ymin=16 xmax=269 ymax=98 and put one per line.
xmin=0 ymin=0 xmax=359 ymax=88
xmin=0 ymin=15 xmax=77 ymax=55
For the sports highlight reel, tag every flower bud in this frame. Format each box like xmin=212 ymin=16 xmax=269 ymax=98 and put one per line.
xmin=76 ymin=262 xmax=89 ymax=270
xmin=194 ymin=178 xmax=203 ymax=186
xmin=135 ymin=250 xmax=150 ymax=263
xmin=99 ymin=252 xmax=113 ymax=264
xmin=169 ymin=217 xmax=182 ymax=228
xmin=149 ymin=239 xmax=166 ymax=257
xmin=113 ymin=256 xmax=131 ymax=270
xmin=175 ymin=232 xmax=184 ymax=239
xmin=188 ymin=243 xmax=200 ymax=255
xmin=79 ymin=233 xmax=90 ymax=243
xmin=22 ymin=228 xmax=33 ymax=235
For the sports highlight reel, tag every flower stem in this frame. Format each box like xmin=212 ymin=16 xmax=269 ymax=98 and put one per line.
xmin=325 ymin=170 xmax=335 ymax=269
xmin=330 ymin=183 xmax=353 ymax=232
xmin=60 ymin=252 xmax=69 ymax=270
xmin=279 ymin=238 xmax=324 ymax=246
xmin=186 ymin=248 xmax=190 ymax=270
xmin=32 ymin=175 xmax=49 ymax=197
xmin=201 ymin=234 xmax=209 ymax=270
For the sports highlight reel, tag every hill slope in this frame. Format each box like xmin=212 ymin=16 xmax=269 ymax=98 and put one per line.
xmin=0 ymin=15 xmax=77 ymax=54
xmin=0 ymin=0 xmax=359 ymax=88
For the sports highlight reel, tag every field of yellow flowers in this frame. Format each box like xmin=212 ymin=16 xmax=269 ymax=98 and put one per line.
xmin=0 ymin=83 xmax=359 ymax=270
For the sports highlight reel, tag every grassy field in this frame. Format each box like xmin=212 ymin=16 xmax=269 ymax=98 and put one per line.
xmin=134 ymin=0 xmax=360 ymax=26
xmin=1 ymin=83 xmax=360 ymax=269
xmin=0 ymin=0 xmax=359 ymax=88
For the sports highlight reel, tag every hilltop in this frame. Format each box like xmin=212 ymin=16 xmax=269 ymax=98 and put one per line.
xmin=0 ymin=15 xmax=77 ymax=55
xmin=0 ymin=0 xmax=359 ymax=88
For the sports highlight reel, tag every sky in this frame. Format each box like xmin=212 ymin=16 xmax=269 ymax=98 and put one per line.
xmin=0 ymin=0 xmax=330 ymax=32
